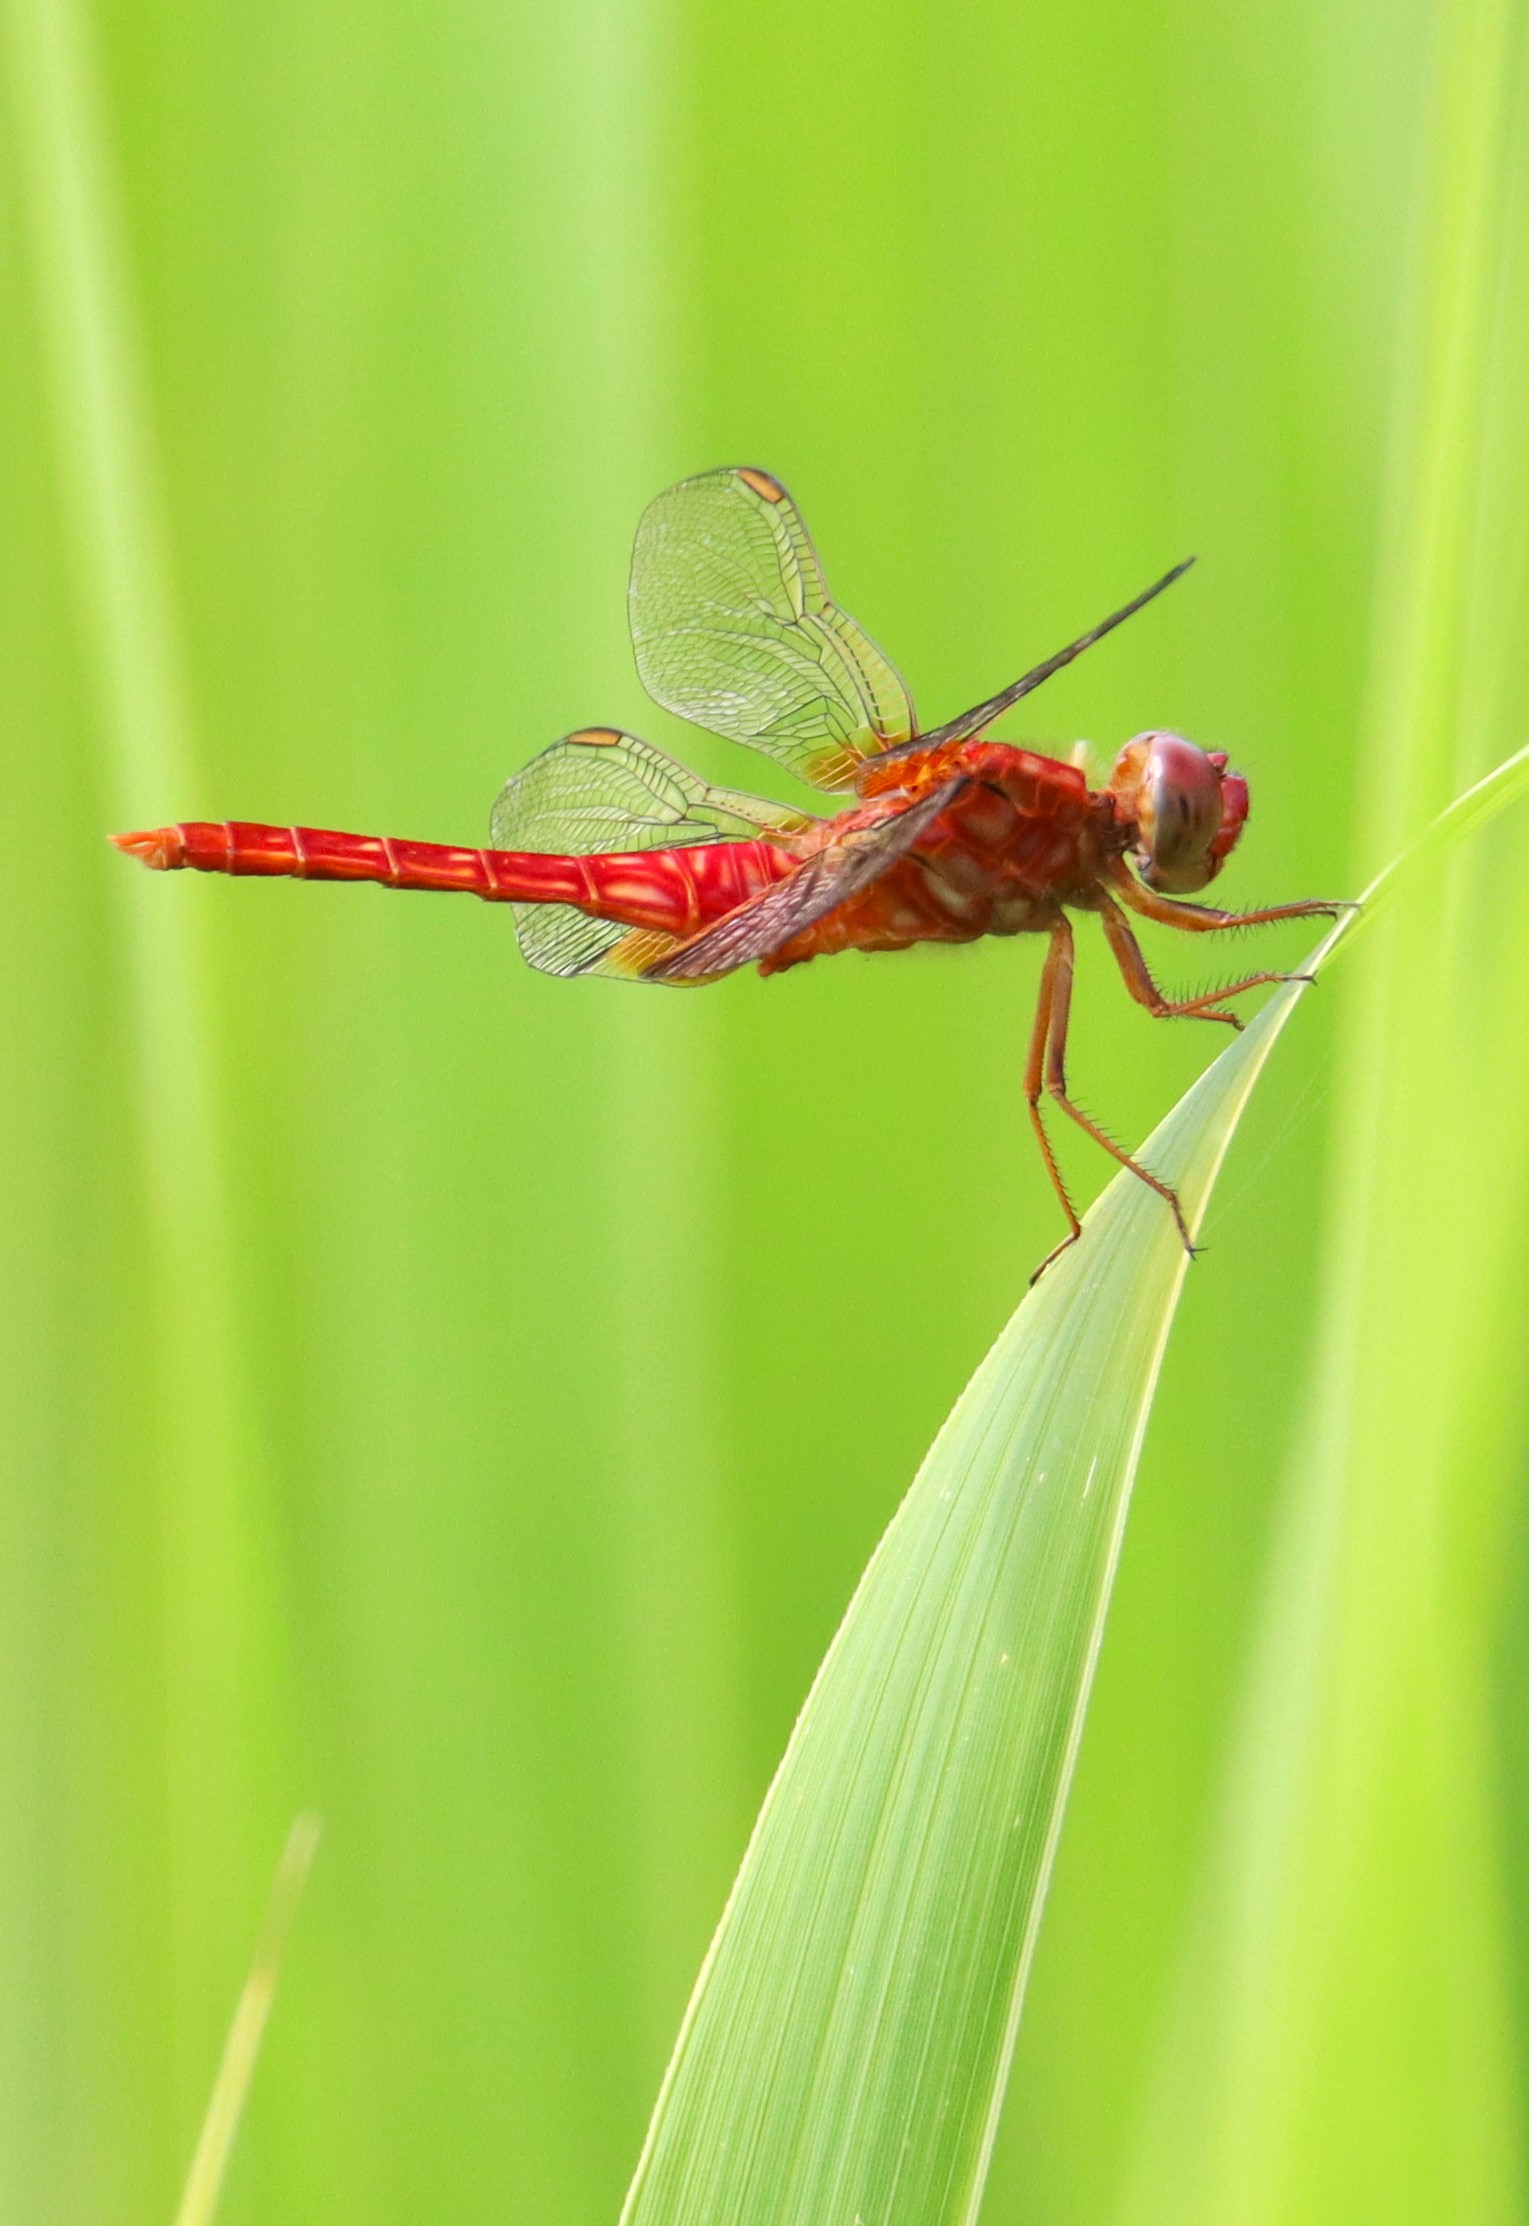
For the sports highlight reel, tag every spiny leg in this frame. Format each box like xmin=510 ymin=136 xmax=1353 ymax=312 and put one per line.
xmin=1040 ymin=915 xmax=1197 ymax=1265
xmin=1105 ymin=858 xmax=1351 ymax=936
xmin=1097 ymin=892 xmax=1309 ymax=1029
xmin=1026 ymin=926 xmax=1084 ymax=1282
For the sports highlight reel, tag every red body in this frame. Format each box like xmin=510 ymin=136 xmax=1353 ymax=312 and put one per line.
xmin=120 ymin=741 xmax=1107 ymax=971
xmin=773 ymin=743 xmax=1097 ymax=970
xmin=134 ymin=816 xmax=797 ymax=939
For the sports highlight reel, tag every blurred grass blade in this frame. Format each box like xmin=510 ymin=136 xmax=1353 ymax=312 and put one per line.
xmin=619 ymin=749 xmax=1529 ymax=2226
xmin=1116 ymin=7 xmax=1529 ymax=2215
xmin=171 ymin=1815 xmax=320 ymax=2226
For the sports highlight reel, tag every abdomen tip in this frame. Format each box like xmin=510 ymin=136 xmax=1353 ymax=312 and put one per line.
xmin=111 ymin=828 xmax=176 ymax=869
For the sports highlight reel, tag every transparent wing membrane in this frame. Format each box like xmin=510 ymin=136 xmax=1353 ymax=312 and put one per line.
xmin=629 ymin=467 xmax=916 ymax=793
xmin=490 ymin=726 xmax=815 ymax=982
xmin=507 ymin=906 xmax=680 ymax=983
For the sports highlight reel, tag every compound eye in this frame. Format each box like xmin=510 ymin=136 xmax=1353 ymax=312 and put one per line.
xmin=1137 ymin=732 xmax=1225 ymax=893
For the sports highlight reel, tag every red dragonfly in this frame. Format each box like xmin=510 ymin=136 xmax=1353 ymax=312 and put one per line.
xmin=115 ymin=465 xmax=1342 ymax=1277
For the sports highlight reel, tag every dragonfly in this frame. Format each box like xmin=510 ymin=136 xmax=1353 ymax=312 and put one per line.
xmin=114 ymin=464 xmax=1344 ymax=1278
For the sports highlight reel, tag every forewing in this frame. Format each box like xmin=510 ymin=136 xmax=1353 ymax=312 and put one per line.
xmin=646 ymin=778 xmax=965 ymax=983
xmin=491 ymin=726 xmax=817 ymax=983
xmin=873 ymin=559 xmax=1195 ymax=760
xmin=629 ymin=467 xmax=917 ymax=794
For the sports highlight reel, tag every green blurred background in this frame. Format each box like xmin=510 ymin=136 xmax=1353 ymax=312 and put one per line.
xmin=4 ymin=0 xmax=1523 ymax=2217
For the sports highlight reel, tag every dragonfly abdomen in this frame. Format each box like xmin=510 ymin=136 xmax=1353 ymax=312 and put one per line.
xmin=562 ymin=837 xmax=797 ymax=935
xmin=111 ymin=821 xmax=797 ymax=938
xmin=114 ymin=821 xmax=539 ymax=894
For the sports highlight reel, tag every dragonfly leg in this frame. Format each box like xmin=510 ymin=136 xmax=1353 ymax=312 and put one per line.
xmin=1105 ymin=857 xmax=1352 ymax=936
xmin=1036 ymin=915 xmax=1196 ymax=1268
xmin=1096 ymin=892 xmax=1310 ymax=1028
xmin=1026 ymin=927 xmax=1083 ymax=1282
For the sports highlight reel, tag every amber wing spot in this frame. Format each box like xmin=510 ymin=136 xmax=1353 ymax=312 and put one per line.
xmin=737 ymin=467 xmax=786 ymax=503
xmin=568 ymin=727 xmax=626 ymax=747
xmin=602 ymin=928 xmax=697 ymax=979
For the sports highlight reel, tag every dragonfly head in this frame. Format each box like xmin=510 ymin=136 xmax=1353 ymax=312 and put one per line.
xmin=1108 ymin=731 xmax=1249 ymax=894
